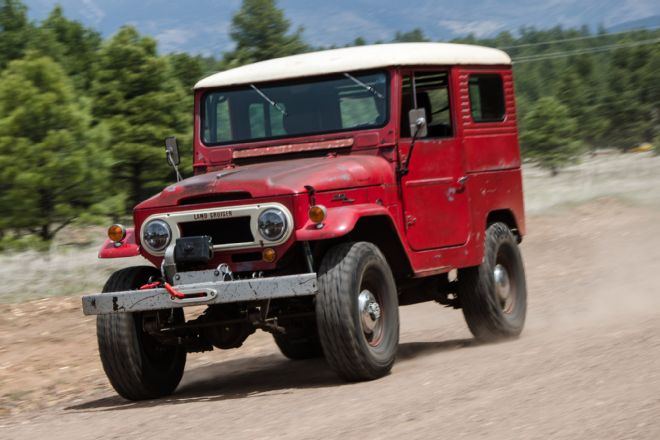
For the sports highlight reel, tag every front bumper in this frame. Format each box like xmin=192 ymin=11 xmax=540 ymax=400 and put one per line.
xmin=82 ymin=273 xmax=317 ymax=315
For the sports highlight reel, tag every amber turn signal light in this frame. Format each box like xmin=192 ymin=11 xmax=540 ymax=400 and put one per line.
xmin=262 ymin=248 xmax=277 ymax=263
xmin=107 ymin=224 xmax=126 ymax=243
xmin=308 ymin=205 xmax=327 ymax=224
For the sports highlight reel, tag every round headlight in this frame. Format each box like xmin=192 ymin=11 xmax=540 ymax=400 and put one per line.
xmin=143 ymin=219 xmax=172 ymax=252
xmin=258 ymin=208 xmax=287 ymax=241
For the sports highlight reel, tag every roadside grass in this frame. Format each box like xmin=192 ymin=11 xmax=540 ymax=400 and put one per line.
xmin=523 ymin=151 xmax=660 ymax=213
xmin=0 ymin=227 xmax=140 ymax=304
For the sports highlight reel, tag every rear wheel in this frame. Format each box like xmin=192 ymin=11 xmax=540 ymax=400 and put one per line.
xmin=316 ymin=242 xmax=399 ymax=381
xmin=96 ymin=266 xmax=186 ymax=401
xmin=458 ymin=222 xmax=527 ymax=341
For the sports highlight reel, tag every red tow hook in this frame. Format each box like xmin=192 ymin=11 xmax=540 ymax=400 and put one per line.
xmin=139 ymin=281 xmax=186 ymax=299
xmin=163 ymin=282 xmax=186 ymax=299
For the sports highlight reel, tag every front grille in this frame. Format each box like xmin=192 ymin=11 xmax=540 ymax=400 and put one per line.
xmin=179 ymin=217 xmax=253 ymax=245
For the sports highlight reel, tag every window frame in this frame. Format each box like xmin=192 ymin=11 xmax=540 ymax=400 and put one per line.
xmin=200 ymin=70 xmax=391 ymax=147
xmin=399 ymin=68 xmax=455 ymax=140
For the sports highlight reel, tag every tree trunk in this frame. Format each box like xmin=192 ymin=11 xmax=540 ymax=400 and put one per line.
xmin=40 ymin=223 xmax=52 ymax=241
xmin=38 ymin=189 xmax=54 ymax=241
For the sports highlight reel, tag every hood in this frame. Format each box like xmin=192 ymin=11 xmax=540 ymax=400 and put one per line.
xmin=137 ymin=154 xmax=395 ymax=209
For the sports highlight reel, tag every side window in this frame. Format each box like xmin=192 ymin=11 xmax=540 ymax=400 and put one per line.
xmin=400 ymin=71 xmax=452 ymax=138
xmin=468 ymin=74 xmax=505 ymax=122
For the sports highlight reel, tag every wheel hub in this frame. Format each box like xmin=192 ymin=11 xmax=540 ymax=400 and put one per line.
xmin=494 ymin=263 xmax=512 ymax=307
xmin=358 ymin=289 xmax=382 ymax=334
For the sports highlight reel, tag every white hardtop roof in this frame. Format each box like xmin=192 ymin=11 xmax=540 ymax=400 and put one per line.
xmin=194 ymin=42 xmax=511 ymax=89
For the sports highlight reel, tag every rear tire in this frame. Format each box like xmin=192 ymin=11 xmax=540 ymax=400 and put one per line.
xmin=316 ymin=242 xmax=399 ymax=381
xmin=96 ymin=266 xmax=186 ymax=401
xmin=458 ymin=222 xmax=527 ymax=342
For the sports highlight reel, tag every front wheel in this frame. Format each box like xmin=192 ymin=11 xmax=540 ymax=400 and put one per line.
xmin=316 ymin=242 xmax=399 ymax=381
xmin=458 ymin=222 xmax=527 ymax=342
xmin=96 ymin=266 xmax=186 ymax=401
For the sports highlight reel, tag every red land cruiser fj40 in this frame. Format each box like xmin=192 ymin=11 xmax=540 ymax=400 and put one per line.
xmin=83 ymin=42 xmax=527 ymax=400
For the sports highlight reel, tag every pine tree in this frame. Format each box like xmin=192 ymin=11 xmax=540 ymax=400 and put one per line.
xmin=0 ymin=0 xmax=32 ymax=69
xmin=91 ymin=26 xmax=189 ymax=209
xmin=167 ymin=53 xmax=216 ymax=90
xmin=224 ymin=0 xmax=307 ymax=67
xmin=0 ymin=55 xmax=109 ymax=240
xmin=520 ymin=97 xmax=584 ymax=175
xmin=32 ymin=6 xmax=102 ymax=91
xmin=392 ymin=28 xmax=429 ymax=43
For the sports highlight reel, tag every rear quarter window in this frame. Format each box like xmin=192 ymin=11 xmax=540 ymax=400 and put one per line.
xmin=468 ymin=74 xmax=505 ymax=122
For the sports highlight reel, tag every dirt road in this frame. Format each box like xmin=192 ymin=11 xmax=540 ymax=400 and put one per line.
xmin=2 ymin=197 xmax=659 ymax=439
xmin=3 ymin=152 xmax=660 ymax=439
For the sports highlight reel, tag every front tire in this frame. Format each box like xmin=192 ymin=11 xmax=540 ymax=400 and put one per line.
xmin=96 ymin=266 xmax=186 ymax=401
xmin=316 ymin=242 xmax=399 ymax=381
xmin=458 ymin=222 xmax=527 ymax=342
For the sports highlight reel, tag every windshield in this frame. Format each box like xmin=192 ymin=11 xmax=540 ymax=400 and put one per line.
xmin=201 ymin=71 xmax=389 ymax=145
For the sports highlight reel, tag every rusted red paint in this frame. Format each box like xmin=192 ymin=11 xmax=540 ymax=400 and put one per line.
xmin=107 ymin=64 xmax=525 ymax=279
xmin=232 ymin=138 xmax=353 ymax=159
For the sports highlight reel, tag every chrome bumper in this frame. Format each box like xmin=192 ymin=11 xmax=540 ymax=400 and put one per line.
xmin=81 ymin=273 xmax=318 ymax=315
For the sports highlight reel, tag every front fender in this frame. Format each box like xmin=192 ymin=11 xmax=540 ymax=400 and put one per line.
xmin=98 ymin=227 xmax=140 ymax=258
xmin=295 ymin=204 xmax=392 ymax=241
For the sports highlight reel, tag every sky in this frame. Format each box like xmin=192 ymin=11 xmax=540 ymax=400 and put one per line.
xmin=22 ymin=0 xmax=660 ymax=56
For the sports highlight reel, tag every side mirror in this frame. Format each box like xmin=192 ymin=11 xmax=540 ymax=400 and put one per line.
xmin=165 ymin=136 xmax=180 ymax=166
xmin=408 ymin=108 xmax=428 ymax=138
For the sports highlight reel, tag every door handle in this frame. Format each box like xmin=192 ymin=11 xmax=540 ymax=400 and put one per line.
xmin=456 ymin=176 xmax=469 ymax=193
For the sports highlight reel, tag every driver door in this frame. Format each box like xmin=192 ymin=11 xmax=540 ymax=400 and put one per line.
xmin=399 ymin=70 xmax=471 ymax=251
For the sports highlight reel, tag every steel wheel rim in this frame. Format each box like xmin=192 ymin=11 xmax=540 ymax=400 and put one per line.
xmin=358 ymin=268 xmax=385 ymax=346
xmin=494 ymin=252 xmax=516 ymax=314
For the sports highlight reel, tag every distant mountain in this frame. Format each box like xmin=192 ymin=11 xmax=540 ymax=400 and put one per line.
xmin=22 ymin=0 xmax=660 ymax=56
xmin=609 ymin=15 xmax=660 ymax=32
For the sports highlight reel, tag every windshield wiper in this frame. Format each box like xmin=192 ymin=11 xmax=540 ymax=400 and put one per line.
xmin=250 ymin=84 xmax=287 ymax=116
xmin=343 ymin=72 xmax=384 ymax=99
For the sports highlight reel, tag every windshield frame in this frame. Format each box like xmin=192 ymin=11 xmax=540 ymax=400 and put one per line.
xmin=199 ymin=69 xmax=391 ymax=147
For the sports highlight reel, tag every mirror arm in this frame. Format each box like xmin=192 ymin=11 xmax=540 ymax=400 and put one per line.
xmin=398 ymin=130 xmax=418 ymax=177
xmin=167 ymin=151 xmax=182 ymax=182
xmin=398 ymin=118 xmax=424 ymax=178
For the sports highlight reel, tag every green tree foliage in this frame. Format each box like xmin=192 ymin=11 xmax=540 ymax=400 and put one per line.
xmin=167 ymin=53 xmax=216 ymax=90
xmin=520 ymin=97 xmax=584 ymax=175
xmin=91 ymin=26 xmax=189 ymax=209
xmin=224 ymin=0 xmax=307 ymax=67
xmin=352 ymin=37 xmax=367 ymax=46
xmin=0 ymin=55 xmax=110 ymax=240
xmin=0 ymin=0 xmax=31 ymax=69
xmin=29 ymin=6 xmax=102 ymax=91
xmin=393 ymin=28 xmax=429 ymax=43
